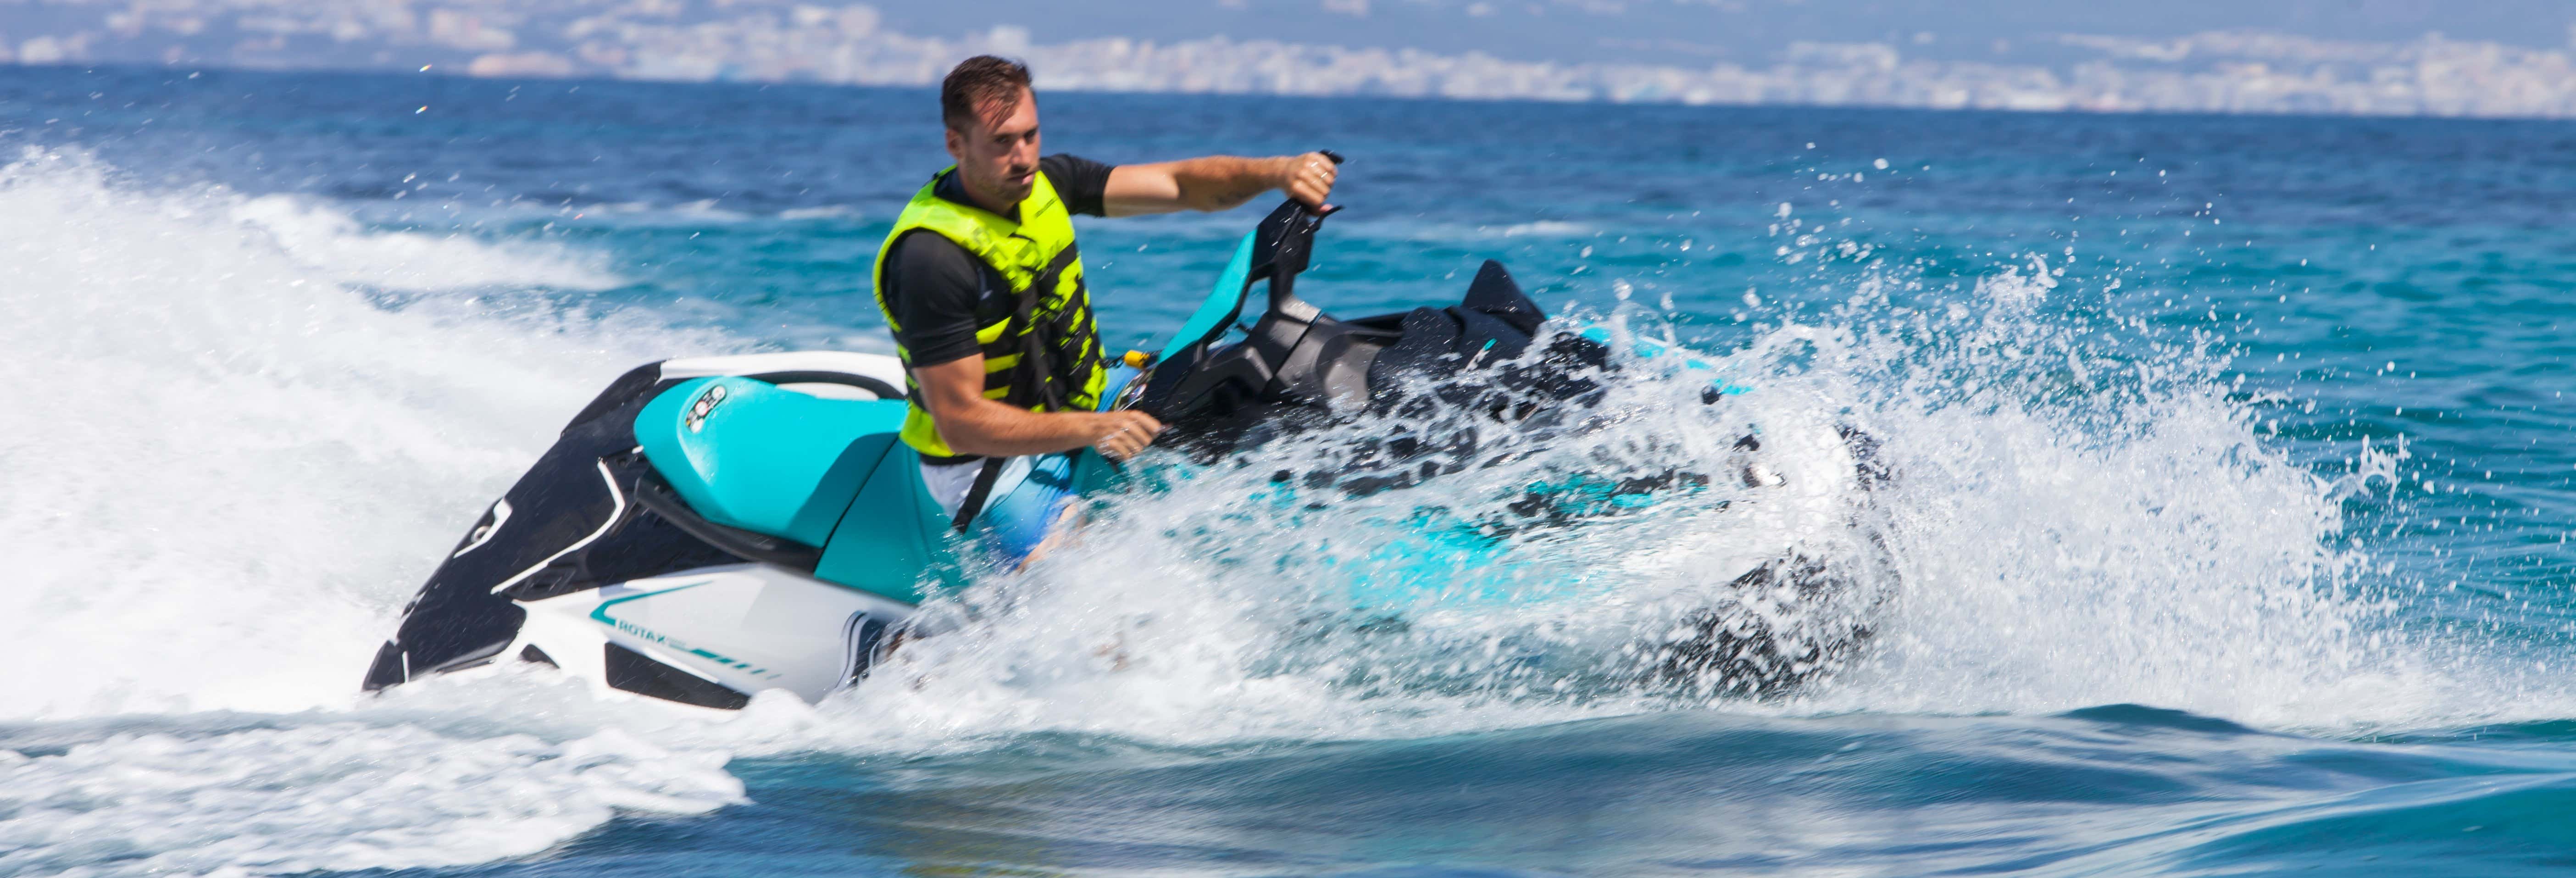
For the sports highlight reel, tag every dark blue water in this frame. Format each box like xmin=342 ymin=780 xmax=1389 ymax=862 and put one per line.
xmin=3 ymin=65 xmax=2576 ymax=876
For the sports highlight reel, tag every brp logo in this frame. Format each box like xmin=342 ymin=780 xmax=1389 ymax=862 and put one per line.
xmin=684 ymin=383 xmax=728 ymax=433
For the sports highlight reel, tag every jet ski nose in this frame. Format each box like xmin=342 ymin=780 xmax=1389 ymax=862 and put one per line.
xmin=360 ymin=640 xmax=406 ymax=691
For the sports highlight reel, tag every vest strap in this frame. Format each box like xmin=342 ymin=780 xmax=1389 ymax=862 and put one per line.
xmin=950 ymin=456 xmax=1008 ymax=532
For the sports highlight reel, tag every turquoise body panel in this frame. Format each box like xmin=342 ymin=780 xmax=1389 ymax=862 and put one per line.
xmin=811 ymin=439 xmax=953 ymax=605
xmin=638 ymin=377 xmax=955 ymax=604
xmin=1158 ymin=233 xmax=1256 ymax=359
xmin=637 ymin=377 xmax=905 ymax=546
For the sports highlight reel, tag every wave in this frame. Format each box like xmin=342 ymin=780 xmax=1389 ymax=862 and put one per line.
xmin=0 ymin=721 xmax=740 ymax=876
xmin=776 ymin=205 xmax=862 ymax=221
xmin=228 ymin=191 xmax=624 ymax=293
xmin=0 ymin=148 xmax=716 ymax=720
xmin=0 ymin=150 xmax=758 ymax=872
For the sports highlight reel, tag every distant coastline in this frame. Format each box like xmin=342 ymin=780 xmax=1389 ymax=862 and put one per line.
xmin=6 ymin=1 xmax=2576 ymax=120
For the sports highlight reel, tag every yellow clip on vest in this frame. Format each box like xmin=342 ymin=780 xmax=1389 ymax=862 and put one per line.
xmin=873 ymin=168 xmax=1108 ymax=460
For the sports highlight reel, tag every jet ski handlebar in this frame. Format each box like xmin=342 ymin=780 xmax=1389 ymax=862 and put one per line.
xmin=1251 ymin=150 xmax=1344 ymax=318
xmin=1127 ymin=151 xmax=1344 ymax=420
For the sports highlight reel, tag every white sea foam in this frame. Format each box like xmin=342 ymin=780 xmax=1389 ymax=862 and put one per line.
xmin=578 ymin=198 xmax=755 ymax=225
xmin=776 ymin=205 xmax=861 ymax=221
xmin=0 ymin=723 xmax=741 ymax=877
xmin=1495 ymin=219 xmax=1592 ymax=237
xmin=229 ymin=193 xmax=623 ymax=292
xmin=804 ymin=259 xmax=2545 ymax=743
xmin=1767 ymin=271 xmax=2385 ymax=724
xmin=0 ymin=150 xmax=755 ymax=873
xmin=0 ymin=148 xmax=715 ymax=721
xmin=1361 ymin=218 xmax=1599 ymax=243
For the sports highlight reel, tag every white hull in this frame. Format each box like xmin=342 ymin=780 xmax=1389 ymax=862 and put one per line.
xmin=505 ymin=563 xmax=916 ymax=706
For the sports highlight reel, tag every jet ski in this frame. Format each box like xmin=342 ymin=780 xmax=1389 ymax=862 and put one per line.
xmin=362 ymin=188 xmax=1889 ymax=710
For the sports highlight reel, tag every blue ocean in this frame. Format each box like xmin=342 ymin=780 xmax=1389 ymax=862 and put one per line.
xmin=4 ymin=64 xmax=2576 ymax=876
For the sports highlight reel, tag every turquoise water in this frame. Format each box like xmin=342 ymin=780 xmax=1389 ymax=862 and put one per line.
xmin=3 ymin=65 xmax=2576 ymax=875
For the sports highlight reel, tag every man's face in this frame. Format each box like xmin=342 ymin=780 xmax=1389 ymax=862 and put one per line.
xmin=944 ymin=87 xmax=1040 ymax=208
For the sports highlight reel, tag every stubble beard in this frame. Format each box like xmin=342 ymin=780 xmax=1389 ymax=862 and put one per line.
xmin=966 ymin=161 xmax=1035 ymax=210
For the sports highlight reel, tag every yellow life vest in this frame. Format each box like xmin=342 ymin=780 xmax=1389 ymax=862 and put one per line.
xmin=872 ymin=168 xmax=1107 ymax=460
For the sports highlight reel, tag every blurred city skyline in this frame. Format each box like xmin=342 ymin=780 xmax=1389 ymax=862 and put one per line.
xmin=3 ymin=0 xmax=2575 ymax=118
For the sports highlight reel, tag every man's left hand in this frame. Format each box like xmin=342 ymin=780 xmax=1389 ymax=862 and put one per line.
xmin=1279 ymin=151 xmax=1338 ymax=210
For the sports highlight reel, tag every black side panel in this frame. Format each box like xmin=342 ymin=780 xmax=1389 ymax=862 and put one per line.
xmin=497 ymin=500 xmax=744 ymax=602
xmin=1364 ymin=306 xmax=1467 ymax=393
xmin=562 ymin=363 xmax=666 ymax=435
xmin=500 ymin=451 xmax=819 ymax=603
xmin=1360 ymin=261 xmax=1542 ymax=390
xmin=367 ymin=364 xmax=682 ymax=692
xmin=1453 ymin=307 xmax=1534 ymax=362
xmin=605 ymin=642 xmax=751 ymax=710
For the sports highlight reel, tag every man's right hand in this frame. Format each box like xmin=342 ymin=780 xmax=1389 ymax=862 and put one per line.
xmin=1088 ymin=410 xmax=1164 ymax=462
xmin=1278 ymin=151 xmax=1338 ymax=211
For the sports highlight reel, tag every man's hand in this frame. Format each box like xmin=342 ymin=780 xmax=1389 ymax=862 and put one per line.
xmin=1088 ymin=409 xmax=1165 ymax=462
xmin=1277 ymin=151 xmax=1338 ymax=210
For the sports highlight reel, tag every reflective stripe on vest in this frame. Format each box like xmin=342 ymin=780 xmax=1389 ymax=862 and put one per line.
xmin=872 ymin=168 xmax=1108 ymax=459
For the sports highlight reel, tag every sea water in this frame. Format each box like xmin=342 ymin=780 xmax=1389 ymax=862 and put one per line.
xmin=2 ymin=65 xmax=2574 ymax=876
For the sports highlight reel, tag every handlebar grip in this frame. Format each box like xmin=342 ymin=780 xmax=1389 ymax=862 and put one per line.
xmin=1307 ymin=151 xmax=1344 ymax=217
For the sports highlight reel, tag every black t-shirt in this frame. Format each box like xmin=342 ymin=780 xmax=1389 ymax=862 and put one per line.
xmin=882 ymin=154 xmax=1113 ymax=366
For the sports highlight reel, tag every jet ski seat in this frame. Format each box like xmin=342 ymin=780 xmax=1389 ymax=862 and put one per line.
xmin=637 ymin=374 xmax=955 ymax=603
xmin=636 ymin=376 xmax=910 ymax=548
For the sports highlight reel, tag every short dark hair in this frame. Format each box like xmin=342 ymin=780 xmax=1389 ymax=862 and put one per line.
xmin=942 ymin=56 xmax=1032 ymax=131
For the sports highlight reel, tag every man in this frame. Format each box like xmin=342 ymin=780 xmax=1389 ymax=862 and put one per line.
xmin=874 ymin=55 xmax=1338 ymax=521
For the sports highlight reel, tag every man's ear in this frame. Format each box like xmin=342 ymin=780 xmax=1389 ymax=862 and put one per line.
xmin=943 ymin=126 xmax=963 ymax=162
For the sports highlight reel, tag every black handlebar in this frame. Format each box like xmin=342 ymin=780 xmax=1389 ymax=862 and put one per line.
xmin=1127 ymin=150 xmax=1345 ymax=420
xmin=1251 ymin=150 xmax=1345 ymax=314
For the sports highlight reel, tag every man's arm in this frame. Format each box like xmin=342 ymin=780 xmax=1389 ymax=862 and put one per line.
xmin=1101 ymin=151 xmax=1338 ymax=217
xmin=912 ymin=355 xmax=1163 ymax=460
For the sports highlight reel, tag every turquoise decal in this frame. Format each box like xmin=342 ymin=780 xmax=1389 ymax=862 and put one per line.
xmin=588 ymin=581 xmax=778 ymax=679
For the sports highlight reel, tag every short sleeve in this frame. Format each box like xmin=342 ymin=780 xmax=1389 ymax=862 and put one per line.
xmin=1039 ymin=154 xmax=1115 ymax=217
xmin=880 ymin=230 xmax=993 ymax=367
